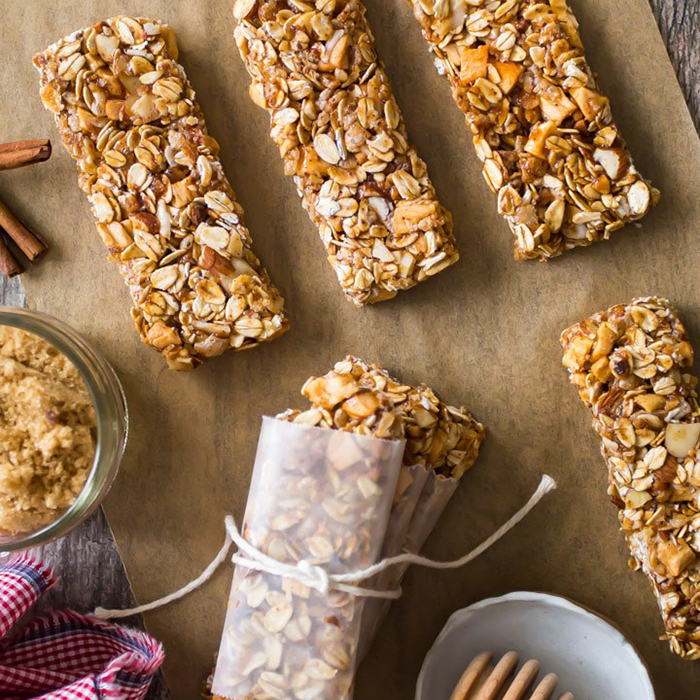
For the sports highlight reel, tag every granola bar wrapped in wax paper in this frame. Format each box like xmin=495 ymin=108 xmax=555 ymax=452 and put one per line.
xmin=211 ymin=416 xmax=404 ymax=700
xmin=281 ymin=357 xmax=486 ymax=657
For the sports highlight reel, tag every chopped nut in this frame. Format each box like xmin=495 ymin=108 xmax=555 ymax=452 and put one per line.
xmin=571 ymin=86 xmax=609 ymax=121
xmin=658 ymin=540 xmax=696 ymax=578
xmin=590 ymin=357 xmax=611 ymax=382
xmin=525 ymin=121 xmax=558 ymax=159
xmin=562 ymin=334 xmax=593 ymax=370
xmin=593 ymin=148 xmax=630 ymax=180
xmin=625 ymin=489 xmax=652 ymax=509
xmin=344 ymin=391 xmax=380 ymax=419
xmin=393 ymin=200 xmax=440 ymax=235
xmin=665 ymin=424 xmax=700 ymax=459
xmin=302 ymin=373 xmax=361 ymax=410
xmin=627 ymin=180 xmax=652 ymax=216
xmin=637 ymin=394 xmax=666 ymax=412
xmin=591 ymin=323 xmax=618 ymax=361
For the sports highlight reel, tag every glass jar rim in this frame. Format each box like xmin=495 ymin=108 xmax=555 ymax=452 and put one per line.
xmin=0 ymin=307 xmax=128 ymax=551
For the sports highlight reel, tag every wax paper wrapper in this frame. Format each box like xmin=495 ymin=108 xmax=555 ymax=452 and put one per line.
xmin=211 ymin=416 xmax=404 ymax=700
xmin=359 ymin=469 xmax=458 ymax=658
xmin=380 ymin=463 xmax=432 ymax=566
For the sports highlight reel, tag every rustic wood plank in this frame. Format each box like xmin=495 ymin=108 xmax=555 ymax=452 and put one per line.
xmin=649 ymin=0 xmax=700 ymax=134
xmin=0 ymin=274 xmax=22 ymax=306
xmin=0 ymin=3 xmax=697 ymax=698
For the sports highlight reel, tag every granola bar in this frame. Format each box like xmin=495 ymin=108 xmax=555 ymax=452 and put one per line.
xmin=561 ymin=297 xmax=700 ymax=659
xmin=233 ymin=0 xmax=459 ymax=306
xmin=284 ymin=356 xmax=485 ymax=655
xmin=406 ymin=0 xmax=659 ymax=260
xmin=212 ymin=415 xmax=404 ymax=699
xmin=34 ymin=17 xmax=288 ymax=370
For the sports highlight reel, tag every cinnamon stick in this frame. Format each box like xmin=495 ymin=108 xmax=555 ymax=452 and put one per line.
xmin=0 ymin=231 xmax=23 ymax=277
xmin=0 ymin=198 xmax=47 ymax=261
xmin=0 ymin=139 xmax=51 ymax=171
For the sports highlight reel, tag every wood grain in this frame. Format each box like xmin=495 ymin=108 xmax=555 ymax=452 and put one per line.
xmin=650 ymin=0 xmax=700 ymax=133
xmin=0 ymin=2 xmax=697 ymax=697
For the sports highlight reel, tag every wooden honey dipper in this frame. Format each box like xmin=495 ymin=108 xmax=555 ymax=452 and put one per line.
xmin=449 ymin=651 xmax=574 ymax=700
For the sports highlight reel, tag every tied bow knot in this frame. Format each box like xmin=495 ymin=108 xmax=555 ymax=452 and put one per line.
xmin=297 ymin=560 xmax=331 ymax=596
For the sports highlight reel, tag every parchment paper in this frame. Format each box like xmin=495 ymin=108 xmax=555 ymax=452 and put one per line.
xmin=1 ymin=1 xmax=699 ymax=698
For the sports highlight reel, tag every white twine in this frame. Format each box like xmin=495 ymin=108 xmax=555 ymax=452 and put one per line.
xmin=94 ymin=475 xmax=556 ymax=620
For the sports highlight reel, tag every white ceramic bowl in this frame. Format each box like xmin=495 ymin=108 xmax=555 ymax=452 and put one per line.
xmin=416 ymin=592 xmax=655 ymax=700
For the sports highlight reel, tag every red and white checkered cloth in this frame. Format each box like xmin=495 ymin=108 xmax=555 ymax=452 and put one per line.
xmin=0 ymin=556 xmax=164 ymax=699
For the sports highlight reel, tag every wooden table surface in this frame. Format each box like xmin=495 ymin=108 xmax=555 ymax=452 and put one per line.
xmin=0 ymin=2 xmax=697 ymax=698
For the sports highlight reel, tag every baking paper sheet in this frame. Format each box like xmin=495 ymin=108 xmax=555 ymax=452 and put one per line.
xmin=1 ymin=1 xmax=700 ymax=698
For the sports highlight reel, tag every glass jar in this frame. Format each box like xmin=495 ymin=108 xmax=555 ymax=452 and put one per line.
xmin=0 ymin=307 xmax=128 ymax=551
